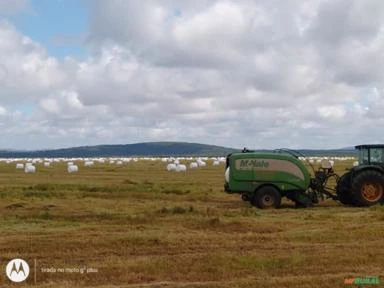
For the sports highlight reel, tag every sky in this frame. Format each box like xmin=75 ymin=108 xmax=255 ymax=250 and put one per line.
xmin=0 ymin=0 xmax=384 ymax=150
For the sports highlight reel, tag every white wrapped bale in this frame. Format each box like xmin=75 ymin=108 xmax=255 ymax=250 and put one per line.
xmin=167 ymin=163 xmax=176 ymax=171
xmin=16 ymin=163 xmax=24 ymax=169
xmin=197 ymin=160 xmax=206 ymax=167
xmin=353 ymin=161 xmax=359 ymax=167
xmin=189 ymin=162 xmax=198 ymax=169
xmin=68 ymin=165 xmax=79 ymax=173
xmin=25 ymin=165 xmax=36 ymax=173
xmin=84 ymin=161 xmax=94 ymax=167
xmin=175 ymin=164 xmax=187 ymax=172
xmin=44 ymin=162 xmax=51 ymax=167
xmin=116 ymin=160 xmax=123 ymax=165
xmin=321 ymin=159 xmax=333 ymax=169
xmin=213 ymin=160 xmax=220 ymax=166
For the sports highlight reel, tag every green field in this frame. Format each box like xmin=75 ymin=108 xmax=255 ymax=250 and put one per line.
xmin=0 ymin=159 xmax=383 ymax=287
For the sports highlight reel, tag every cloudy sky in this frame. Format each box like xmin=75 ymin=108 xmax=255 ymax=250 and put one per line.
xmin=0 ymin=0 xmax=383 ymax=150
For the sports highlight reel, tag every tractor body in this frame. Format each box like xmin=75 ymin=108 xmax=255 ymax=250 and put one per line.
xmin=336 ymin=145 xmax=384 ymax=206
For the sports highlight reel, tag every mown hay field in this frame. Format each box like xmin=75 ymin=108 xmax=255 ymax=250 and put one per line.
xmin=0 ymin=159 xmax=383 ymax=287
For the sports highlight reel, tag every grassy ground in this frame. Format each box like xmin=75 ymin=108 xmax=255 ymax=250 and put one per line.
xmin=0 ymin=159 xmax=383 ymax=287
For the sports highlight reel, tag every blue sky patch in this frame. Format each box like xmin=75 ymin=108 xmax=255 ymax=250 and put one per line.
xmin=10 ymin=0 xmax=88 ymax=60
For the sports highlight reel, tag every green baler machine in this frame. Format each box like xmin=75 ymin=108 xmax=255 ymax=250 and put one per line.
xmin=224 ymin=146 xmax=384 ymax=208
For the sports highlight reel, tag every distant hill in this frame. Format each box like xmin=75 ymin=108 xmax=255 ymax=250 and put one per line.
xmin=0 ymin=142 xmax=359 ymax=158
xmin=0 ymin=142 xmax=239 ymax=158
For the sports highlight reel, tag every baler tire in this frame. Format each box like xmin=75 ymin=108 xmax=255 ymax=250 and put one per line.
xmin=252 ymin=186 xmax=281 ymax=209
xmin=336 ymin=173 xmax=354 ymax=205
xmin=351 ymin=170 xmax=384 ymax=207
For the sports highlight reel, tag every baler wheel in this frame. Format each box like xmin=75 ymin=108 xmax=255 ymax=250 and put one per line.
xmin=252 ymin=186 xmax=281 ymax=209
xmin=351 ymin=170 xmax=384 ymax=206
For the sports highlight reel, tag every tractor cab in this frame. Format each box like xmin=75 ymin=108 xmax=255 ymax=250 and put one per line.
xmin=356 ymin=144 xmax=384 ymax=165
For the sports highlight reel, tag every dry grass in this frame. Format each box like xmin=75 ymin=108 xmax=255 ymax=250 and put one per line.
xmin=0 ymin=159 xmax=383 ymax=287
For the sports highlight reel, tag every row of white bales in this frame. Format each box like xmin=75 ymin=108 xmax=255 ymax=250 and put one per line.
xmin=0 ymin=156 xmax=229 ymax=173
xmin=298 ymin=156 xmax=358 ymax=167
xmin=0 ymin=156 xmax=357 ymax=174
xmin=166 ymin=157 xmax=226 ymax=172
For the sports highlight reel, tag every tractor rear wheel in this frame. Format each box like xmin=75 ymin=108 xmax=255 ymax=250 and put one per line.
xmin=252 ymin=186 xmax=281 ymax=209
xmin=336 ymin=173 xmax=355 ymax=205
xmin=351 ymin=170 xmax=384 ymax=206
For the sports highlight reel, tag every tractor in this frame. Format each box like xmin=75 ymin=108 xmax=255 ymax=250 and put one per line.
xmin=224 ymin=145 xmax=384 ymax=208
xmin=336 ymin=144 xmax=384 ymax=207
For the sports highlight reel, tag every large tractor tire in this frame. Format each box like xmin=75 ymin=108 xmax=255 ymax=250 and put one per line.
xmin=351 ymin=170 xmax=384 ymax=206
xmin=336 ymin=173 xmax=355 ymax=205
xmin=251 ymin=186 xmax=281 ymax=209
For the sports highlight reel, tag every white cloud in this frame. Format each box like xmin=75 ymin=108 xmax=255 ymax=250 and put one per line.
xmin=317 ymin=105 xmax=346 ymax=120
xmin=1 ymin=0 xmax=384 ymax=149
xmin=0 ymin=21 xmax=67 ymax=104
xmin=0 ymin=105 xmax=6 ymax=115
xmin=40 ymin=98 xmax=60 ymax=114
